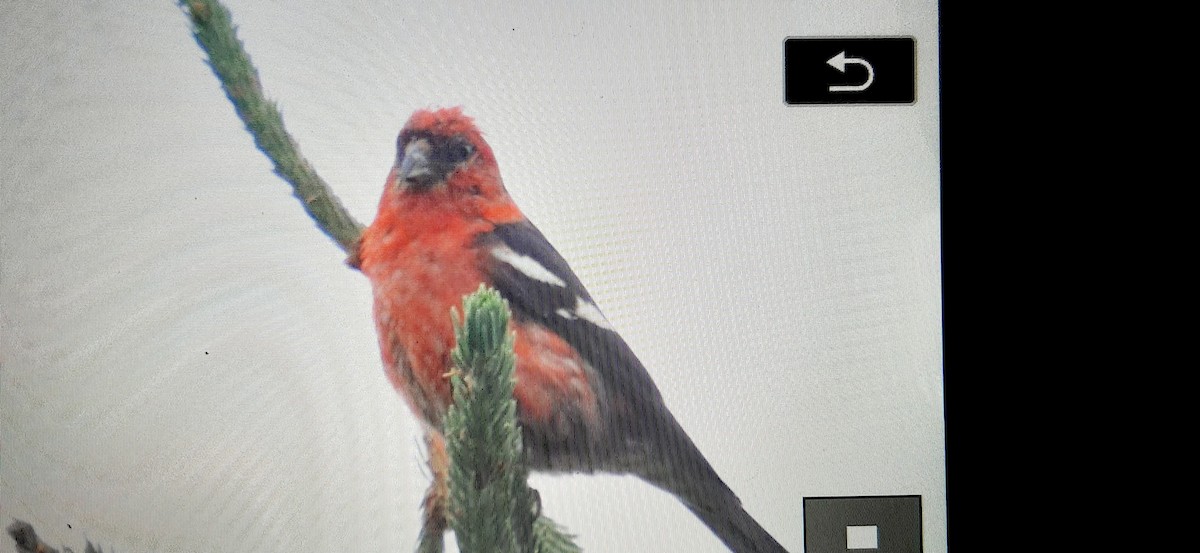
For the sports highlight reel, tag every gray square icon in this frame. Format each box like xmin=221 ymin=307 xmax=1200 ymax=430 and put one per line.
xmin=804 ymin=495 xmax=922 ymax=553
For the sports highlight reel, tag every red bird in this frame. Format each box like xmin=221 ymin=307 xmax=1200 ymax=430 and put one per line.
xmin=354 ymin=107 xmax=789 ymax=553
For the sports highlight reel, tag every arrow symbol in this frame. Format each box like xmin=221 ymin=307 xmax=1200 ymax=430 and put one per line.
xmin=827 ymin=51 xmax=874 ymax=92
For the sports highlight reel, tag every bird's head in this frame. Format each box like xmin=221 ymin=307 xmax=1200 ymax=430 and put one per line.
xmin=391 ymin=107 xmax=503 ymax=197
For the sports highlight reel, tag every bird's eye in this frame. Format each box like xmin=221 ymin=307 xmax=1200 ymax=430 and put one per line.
xmin=432 ymin=137 xmax=472 ymax=164
xmin=440 ymin=140 xmax=475 ymax=164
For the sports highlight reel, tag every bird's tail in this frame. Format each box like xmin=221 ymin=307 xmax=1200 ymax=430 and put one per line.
xmin=674 ymin=479 xmax=790 ymax=553
xmin=639 ymin=445 xmax=790 ymax=553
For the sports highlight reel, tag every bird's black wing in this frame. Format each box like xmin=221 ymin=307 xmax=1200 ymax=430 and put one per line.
xmin=478 ymin=220 xmax=688 ymax=466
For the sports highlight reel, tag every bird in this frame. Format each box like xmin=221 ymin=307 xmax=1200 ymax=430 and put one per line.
xmin=351 ymin=107 xmax=789 ymax=553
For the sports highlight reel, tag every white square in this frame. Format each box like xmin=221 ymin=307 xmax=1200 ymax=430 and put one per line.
xmin=846 ymin=525 xmax=879 ymax=550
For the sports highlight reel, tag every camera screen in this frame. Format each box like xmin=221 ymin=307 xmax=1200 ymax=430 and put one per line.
xmin=1 ymin=2 xmax=943 ymax=552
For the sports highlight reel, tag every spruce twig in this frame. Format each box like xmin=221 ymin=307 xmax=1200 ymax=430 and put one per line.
xmin=445 ymin=287 xmax=580 ymax=553
xmin=179 ymin=0 xmax=364 ymax=254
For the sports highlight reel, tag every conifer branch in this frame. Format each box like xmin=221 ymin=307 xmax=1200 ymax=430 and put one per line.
xmin=445 ymin=287 xmax=580 ymax=553
xmin=179 ymin=0 xmax=365 ymax=255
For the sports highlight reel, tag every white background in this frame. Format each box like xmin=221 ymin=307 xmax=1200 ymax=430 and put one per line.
xmin=1 ymin=1 xmax=942 ymax=552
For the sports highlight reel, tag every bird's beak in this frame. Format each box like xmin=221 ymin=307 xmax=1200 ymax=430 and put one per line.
xmin=398 ymin=138 xmax=436 ymax=188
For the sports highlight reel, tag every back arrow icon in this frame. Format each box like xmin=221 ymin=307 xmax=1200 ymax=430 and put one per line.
xmin=827 ymin=51 xmax=874 ymax=92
